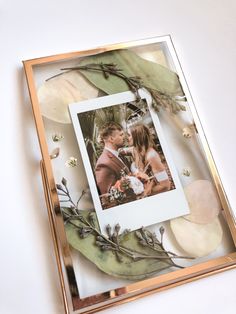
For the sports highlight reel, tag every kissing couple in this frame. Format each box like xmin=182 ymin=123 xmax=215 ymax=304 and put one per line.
xmin=95 ymin=121 xmax=171 ymax=200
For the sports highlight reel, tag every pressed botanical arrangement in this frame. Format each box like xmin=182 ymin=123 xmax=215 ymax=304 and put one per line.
xmin=24 ymin=36 xmax=236 ymax=313
xmin=38 ymin=46 xmax=227 ymax=279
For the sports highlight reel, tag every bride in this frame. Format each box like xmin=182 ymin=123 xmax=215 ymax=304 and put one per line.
xmin=120 ymin=123 xmax=171 ymax=196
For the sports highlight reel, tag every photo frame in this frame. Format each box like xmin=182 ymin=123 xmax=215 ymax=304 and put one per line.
xmin=69 ymin=90 xmax=189 ymax=233
xmin=23 ymin=35 xmax=236 ymax=314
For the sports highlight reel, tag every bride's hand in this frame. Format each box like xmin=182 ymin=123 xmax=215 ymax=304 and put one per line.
xmin=136 ymin=171 xmax=149 ymax=182
xmin=143 ymin=180 xmax=154 ymax=197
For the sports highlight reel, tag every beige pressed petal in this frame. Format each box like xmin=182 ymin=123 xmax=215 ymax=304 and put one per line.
xmin=37 ymin=71 xmax=98 ymax=124
xmin=182 ymin=127 xmax=193 ymax=138
xmin=52 ymin=133 xmax=64 ymax=142
xmin=170 ymin=217 xmax=223 ymax=257
xmin=182 ymin=168 xmax=191 ymax=177
xmin=50 ymin=147 xmax=60 ymax=159
xmin=65 ymin=157 xmax=78 ymax=168
xmin=184 ymin=180 xmax=221 ymax=224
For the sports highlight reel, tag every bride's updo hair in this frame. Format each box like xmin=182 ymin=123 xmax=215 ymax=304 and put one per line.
xmin=130 ymin=123 xmax=154 ymax=152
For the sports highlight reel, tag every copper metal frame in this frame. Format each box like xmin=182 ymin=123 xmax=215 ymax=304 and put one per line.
xmin=23 ymin=35 xmax=236 ymax=314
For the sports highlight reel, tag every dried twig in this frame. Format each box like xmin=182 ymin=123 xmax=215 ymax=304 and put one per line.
xmin=56 ymin=178 xmax=194 ymax=268
xmin=48 ymin=63 xmax=186 ymax=114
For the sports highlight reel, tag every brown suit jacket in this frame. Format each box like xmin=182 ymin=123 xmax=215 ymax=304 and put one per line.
xmin=95 ymin=149 xmax=129 ymax=195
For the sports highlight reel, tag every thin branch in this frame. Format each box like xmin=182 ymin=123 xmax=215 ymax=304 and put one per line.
xmin=58 ymin=178 xmax=192 ymax=270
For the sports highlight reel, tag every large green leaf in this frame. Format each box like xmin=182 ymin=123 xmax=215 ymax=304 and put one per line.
xmin=64 ymin=208 xmax=174 ymax=280
xmin=78 ymin=49 xmax=184 ymax=96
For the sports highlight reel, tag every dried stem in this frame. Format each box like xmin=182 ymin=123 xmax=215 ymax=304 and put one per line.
xmin=47 ymin=63 xmax=186 ymax=113
xmin=62 ymin=210 xmax=185 ymax=268
xmin=57 ymin=178 xmax=193 ymax=269
xmin=56 ymin=178 xmax=78 ymax=215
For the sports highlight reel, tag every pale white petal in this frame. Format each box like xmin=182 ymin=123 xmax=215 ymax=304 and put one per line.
xmin=38 ymin=71 xmax=98 ymax=124
xmin=182 ymin=127 xmax=193 ymax=138
xmin=170 ymin=217 xmax=223 ymax=257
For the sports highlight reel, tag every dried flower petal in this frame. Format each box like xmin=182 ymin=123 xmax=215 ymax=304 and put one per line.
xmin=184 ymin=180 xmax=221 ymax=224
xmin=65 ymin=157 xmax=78 ymax=168
xmin=182 ymin=168 xmax=191 ymax=177
xmin=38 ymin=71 xmax=98 ymax=124
xmin=170 ymin=217 xmax=223 ymax=257
xmin=52 ymin=133 xmax=64 ymax=142
xmin=50 ymin=147 xmax=60 ymax=159
xmin=182 ymin=127 xmax=193 ymax=138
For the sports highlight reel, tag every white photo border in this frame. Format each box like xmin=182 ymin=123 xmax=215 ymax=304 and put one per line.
xmin=69 ymin=89 xmax=190 ymax=233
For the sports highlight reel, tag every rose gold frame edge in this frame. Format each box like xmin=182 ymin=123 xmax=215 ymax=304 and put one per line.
xmin=23 ymin=35 xmax=236 ymax=314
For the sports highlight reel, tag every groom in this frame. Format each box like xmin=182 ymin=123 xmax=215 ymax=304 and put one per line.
xmin=95 ymin=122 xmax=130 ymax=195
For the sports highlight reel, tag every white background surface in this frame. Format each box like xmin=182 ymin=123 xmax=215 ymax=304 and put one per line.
xmin=0 ymin=1 xmax=236 ymax=313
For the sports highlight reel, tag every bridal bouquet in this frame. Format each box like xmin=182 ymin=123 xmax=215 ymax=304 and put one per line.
xmin=109 ymin=171 xmax=144 ymax=204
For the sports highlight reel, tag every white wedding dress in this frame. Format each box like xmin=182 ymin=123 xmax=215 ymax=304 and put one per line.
xmin=130 ymin=149 xmax=169 ymax=183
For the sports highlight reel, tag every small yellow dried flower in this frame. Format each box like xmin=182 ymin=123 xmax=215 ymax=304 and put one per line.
xmin=65 ymin=157 xmax=78 ymax=167
xmin=52 ymin=133 xmax=64 ymax=142
xmin=182 ymin=168 xmax=191 ymax=177
xmin=182 ymin=127 xmax=193 ymax=138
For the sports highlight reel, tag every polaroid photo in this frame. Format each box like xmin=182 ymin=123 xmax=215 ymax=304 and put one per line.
xmin=69 ymin=90 xmax=189 ymax=233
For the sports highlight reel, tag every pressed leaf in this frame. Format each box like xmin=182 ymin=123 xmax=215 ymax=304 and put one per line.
xmin=77 ymin=49 xmax=184 ymax=97
xmin=63 ymin=208 xmax=174 ymax=280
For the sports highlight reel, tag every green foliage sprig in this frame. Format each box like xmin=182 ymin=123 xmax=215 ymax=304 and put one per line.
xmin=57 ymin=178 xmax=194 ymax=269
xmin=48 ymin=63 xmax=186 ymax=114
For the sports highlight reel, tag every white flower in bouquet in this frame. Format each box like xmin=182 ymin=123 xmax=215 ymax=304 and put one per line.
xmin=128 ymin=176 xmax=144 ymax=195
xmin=109 ymin=187 xmax=124 ymax=201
